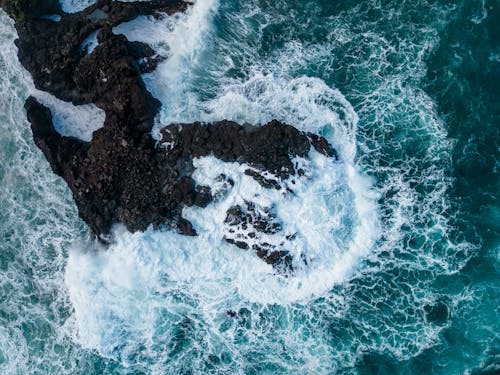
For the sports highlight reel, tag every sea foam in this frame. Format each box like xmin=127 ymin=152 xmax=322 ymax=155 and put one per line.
xmin=34 ymin=91 xmax=105 ymax=142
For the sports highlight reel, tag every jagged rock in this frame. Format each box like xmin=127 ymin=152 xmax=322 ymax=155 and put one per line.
xmin=223 ymin=200 xmax=297 ymax=272
xmin=160 ymin=120 xmax=334 ymax=180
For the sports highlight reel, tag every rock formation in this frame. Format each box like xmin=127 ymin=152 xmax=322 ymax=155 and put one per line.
xmin=2 ymin=0 xmax=338 ymax=272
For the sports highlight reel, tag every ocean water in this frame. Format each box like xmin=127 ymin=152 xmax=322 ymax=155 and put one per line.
xmin=0 ymin=0 xmax=499 ymax=374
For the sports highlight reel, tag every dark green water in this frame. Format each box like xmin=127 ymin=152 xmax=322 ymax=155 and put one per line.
xmin=0 ymin=0 xmax=498 ymax=374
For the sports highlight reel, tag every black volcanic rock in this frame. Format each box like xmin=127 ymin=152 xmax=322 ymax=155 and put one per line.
xmin=4 ymin=0 xmax=338 ymax=272
xmin=74 ymin=27 xmax=162 ymax=132
xmin=27 ymin=97 xmax=332 ymax=243
xmin=224 ymin=201 xmax=294 ymax=272
xmin=3 ymin=0 xmax=188 ymax=104
xmin=160 ymin=120 xmax=337 ymax=180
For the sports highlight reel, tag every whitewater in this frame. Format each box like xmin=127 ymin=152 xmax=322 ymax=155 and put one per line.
xmin=1 ymin=0 xmax=498 ymax=374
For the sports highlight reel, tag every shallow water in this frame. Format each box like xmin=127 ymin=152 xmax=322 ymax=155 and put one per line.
xmin=0 ymin=0 xmax=499 ymax=374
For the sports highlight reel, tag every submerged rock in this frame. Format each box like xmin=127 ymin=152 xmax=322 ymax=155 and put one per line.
xmin=4 ymin=0 xmax=338 ymax=272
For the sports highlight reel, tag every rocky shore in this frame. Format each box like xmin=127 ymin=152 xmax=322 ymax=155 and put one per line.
xmin=2 ymin=0 xmax=338 ymax=271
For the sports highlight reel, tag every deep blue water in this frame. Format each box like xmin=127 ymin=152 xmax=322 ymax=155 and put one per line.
xmin=0 ymin=0 xmax=499 ymax=374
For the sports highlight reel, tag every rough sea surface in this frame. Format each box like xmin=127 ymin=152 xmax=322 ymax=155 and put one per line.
xmin=0 ymin=0 xmax=499 ymax=374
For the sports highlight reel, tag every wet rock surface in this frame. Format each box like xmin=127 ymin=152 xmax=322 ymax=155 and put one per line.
xmin=224 ymin=201 xmax=295 ymax=272
xmin=3 ymin=0 xmax=337 ymax=271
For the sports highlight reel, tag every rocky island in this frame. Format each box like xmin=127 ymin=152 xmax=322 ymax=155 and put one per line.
xmin=2 ymin=0 xmax=337 ymax=272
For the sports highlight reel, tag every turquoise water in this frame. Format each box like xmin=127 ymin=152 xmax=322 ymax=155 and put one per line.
xmin=1 ymin=0 xmax=499 ymax=374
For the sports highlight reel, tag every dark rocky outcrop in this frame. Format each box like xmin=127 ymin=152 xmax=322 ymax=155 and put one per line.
xmin=2 ymin=0 xmax=188 ymax=105
xmin=161 ymin=120 xmax=337 ymax=180
xmin=3 ymin=0 xmax=338 ymax=272
xmin=27 ymin=98 xmax=332 ymax=248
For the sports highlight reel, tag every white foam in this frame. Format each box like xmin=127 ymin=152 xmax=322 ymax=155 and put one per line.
xmin=65 ymin=17 xmax=382 ymax=362
xmin=113 ymin=0 xmax=219 ymax=137
xmin=59 ymin=0 xmax=97 ymax=13
xmin=33 ymin=91 xmax=105 ymax=142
